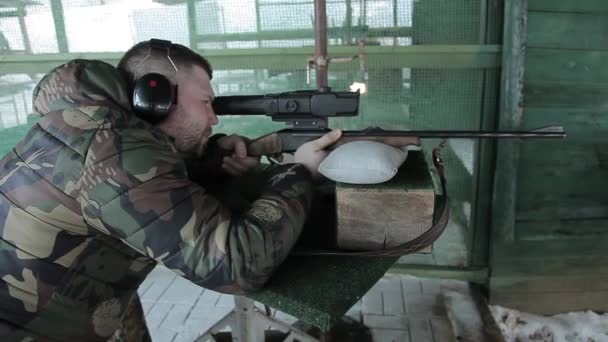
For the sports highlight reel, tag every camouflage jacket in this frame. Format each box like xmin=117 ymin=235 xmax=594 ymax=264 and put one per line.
xmin=0 ymin=60 xmax=314 ymax=341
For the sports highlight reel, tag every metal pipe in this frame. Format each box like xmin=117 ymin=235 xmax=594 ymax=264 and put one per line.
xmin=345 ymin=0 xmax=352 ymax=45
xmin=186 ymin=0 xmax=197 ymax=49
xmin=50 ymin=0 xmax=68 ymax=52
xmin=314 ymin=0 xmax=328 ymax=88
xmin=16 ymin=6 xmax=31 ymax=53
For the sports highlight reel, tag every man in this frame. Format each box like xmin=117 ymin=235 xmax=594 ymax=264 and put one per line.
xmin=0 ymin=39 xmax=341 ymax=341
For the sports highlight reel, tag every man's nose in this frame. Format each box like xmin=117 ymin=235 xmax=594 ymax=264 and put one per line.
xmin=209 ymin=111 xmax=219 ymax=125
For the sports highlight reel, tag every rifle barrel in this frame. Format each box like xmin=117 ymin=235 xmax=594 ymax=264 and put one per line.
xmin=340 ymin=126 xmax=566 ymax=139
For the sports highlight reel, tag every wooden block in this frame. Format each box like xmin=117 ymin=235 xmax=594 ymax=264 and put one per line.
xmin=336 ymin=151 xmax=435 ymax=252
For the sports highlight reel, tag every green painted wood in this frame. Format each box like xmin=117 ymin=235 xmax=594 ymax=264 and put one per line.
xmin=510 ymin=91 xmax=608 ymax=231
xmin=516 ymin=165 xmax=607 ymax=208
xmin=524 ymin=82 xmax=608 ymax=108
xmin=491 ymin=258 xmax=608 ymax=278
xmin=493 ymin=238 xmax=608 ymax=259
xmin=489 ymin=290 xmax=608 ymax=315
xmin=517 ymin=168 xmax=607 ymax=200
xmin=492 ymin=0 xmax=526 ymax=243
xmin=517 ymin=196 xmax=608 ymax=222
xmin=529 ymin=0 xmax=608 ymax=13
xmin=491 ymin=275 xmax=608 ymax=292
xmin=471 ymin=0 xmax=503 ymax=267
xmin=527 ymin=12 xmax=608 ymax=50
xmin=515 ymin=218 xmax=608 ymax=241
xmin=0 ymin=45 xmax=502 ymax=74
xmin=524 ymin=107 xmax=608 ymax=142
xmin=491 ymin=1 xmax=608 ymax=316
xmin=525 ymin=48 xmax=608 ymax=84
xmin=472 ymin=69 xmax=499 ymax=267
xmin=518 ymin=141 xmax=608 ymax=171
xmin=195 ymin=26 xmax=412 ymax=42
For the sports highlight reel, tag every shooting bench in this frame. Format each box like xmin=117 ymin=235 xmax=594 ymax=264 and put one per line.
xmin=198 ymin=150 xmax=436 ymax=341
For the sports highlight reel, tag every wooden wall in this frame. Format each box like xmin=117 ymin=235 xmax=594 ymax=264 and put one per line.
xmin=489 ymin=0 xmax=608 ymax=313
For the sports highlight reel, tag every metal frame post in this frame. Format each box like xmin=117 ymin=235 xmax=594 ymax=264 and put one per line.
xmin=314 ymin=0 xmax=329 ymax=88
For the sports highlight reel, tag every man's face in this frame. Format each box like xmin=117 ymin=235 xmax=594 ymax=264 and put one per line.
xmin=158 ymin=65 xmax=218 ymax=156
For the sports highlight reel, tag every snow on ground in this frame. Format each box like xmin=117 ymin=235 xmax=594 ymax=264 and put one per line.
xmin=489 ymin=305 xmax=608 ymax=342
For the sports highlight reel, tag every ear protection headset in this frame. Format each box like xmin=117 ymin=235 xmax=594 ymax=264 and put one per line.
xmin=131 ymin=39 xmax=178 ymax=123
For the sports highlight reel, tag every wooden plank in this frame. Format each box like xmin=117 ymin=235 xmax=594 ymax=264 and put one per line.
xmin=472 ymin=0 xmax=503 ymax=266
xmin=493 ymin=0 xmax=527 ymax=243
xmin=529 ymin=0 xmax=608 ymax=14
xmin=489 ymin=290 xmax=608 ymax=315
xmin=519 ymin=141 xmax=607 ymax=171
xmin=515 ymin=218 xmax=608 ymax=241
xmin=525 ymin=48 xmax=608 ymax=84
xmin=194 ymin=26 xmax=413 ymax=42
xmin=492 ymin=257 xmax=608 ymax=277
xmin=491 ymin=275 xmax=608 ymax=292
xmin=521 ymin=107 xmax=608 ymax=143
xmin=516 ymin=168 xmax=608 ymax=199
xmin=388 ymin=265 xmax=489 ymax=285
xmin=0 ymin=45 xmax=502 ymax=74
xmin=523 ymin=82 xmax=608 ymax=108
xmin=493 ymin=239 xmax=608 ymax=259
xmin=527 ymin=12 xmax=608 ymax=50
xmin=336 ymin=187 xmax=434 ymax=250
xmin=517 ymin=197 xmax=608 ymax=222
xmin=336 ymin=152 xmax=435 ymax=251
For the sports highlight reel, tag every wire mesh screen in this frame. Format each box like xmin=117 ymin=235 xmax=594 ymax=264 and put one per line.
xmin=0 ymin=0 xmax=492 ymax=266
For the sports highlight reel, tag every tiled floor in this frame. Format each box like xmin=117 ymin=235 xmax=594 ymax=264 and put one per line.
xmin=138 ymin=265 xmax=474 ymax=342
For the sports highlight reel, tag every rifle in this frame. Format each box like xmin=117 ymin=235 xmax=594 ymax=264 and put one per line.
xmin=212 ymin=88 xmax=565 ymax=257
xmin=213 ymin=87 xmax=566 ymax=157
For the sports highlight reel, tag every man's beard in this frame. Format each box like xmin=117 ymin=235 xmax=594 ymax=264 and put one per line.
xmin=176 ymin=135 xmax=208 ymax=158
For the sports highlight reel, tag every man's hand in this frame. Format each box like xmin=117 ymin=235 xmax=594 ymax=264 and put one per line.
xmin=217 ymin=134 xmax=260 ymax=176
xmin=294 ymin=128 xmax=342 ymax=179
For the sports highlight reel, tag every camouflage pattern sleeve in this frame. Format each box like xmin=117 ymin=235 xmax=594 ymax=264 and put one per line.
xmin=80 ymin=122 xmax=314 ymax=294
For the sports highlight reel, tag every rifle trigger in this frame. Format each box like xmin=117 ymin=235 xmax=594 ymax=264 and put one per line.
xmin=267 ymin=153 xmax=284 ymax=165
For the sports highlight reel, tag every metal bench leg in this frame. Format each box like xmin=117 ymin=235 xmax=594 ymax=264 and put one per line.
xmin=195 ymin=296 xmax=319 ymax=342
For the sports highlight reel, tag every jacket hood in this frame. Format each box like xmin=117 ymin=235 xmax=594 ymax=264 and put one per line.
xmin=32 ymin=59 xmax=131 ymax=116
